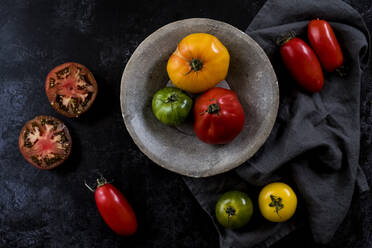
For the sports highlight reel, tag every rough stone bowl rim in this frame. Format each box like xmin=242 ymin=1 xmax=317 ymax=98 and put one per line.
xmin=120 ymin=18 xmax=279 ymax=178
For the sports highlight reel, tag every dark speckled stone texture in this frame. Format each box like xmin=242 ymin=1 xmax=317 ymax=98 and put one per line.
xmin=0 ymin=0 xmax=371 ymax=247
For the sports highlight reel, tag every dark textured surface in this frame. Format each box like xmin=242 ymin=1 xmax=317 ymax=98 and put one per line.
xmin=0 ymin=0 xmax=371 ymax=247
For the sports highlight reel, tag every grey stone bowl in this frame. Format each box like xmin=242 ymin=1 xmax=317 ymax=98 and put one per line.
xmin=120 ymin=18 xmax=279 ymax=178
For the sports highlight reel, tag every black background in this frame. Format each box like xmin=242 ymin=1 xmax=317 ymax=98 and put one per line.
xmin=1 ymin=0 xmax=371 ymax=247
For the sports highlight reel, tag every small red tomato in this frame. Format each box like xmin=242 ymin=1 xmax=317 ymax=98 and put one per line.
xmin=308 ymin=19 xmax=344 ymax=72
xmin=194 ymin=87 xmax=245 ymax=144
xmin=280 ymin=37 xmax=324 ymax=92
xmin=86 ymin=177 xmax=137 ymax=236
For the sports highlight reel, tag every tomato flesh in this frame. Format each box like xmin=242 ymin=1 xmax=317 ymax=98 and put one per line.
xmin=18 ymin=115 xmax=72 ymax=169
xmin=308 ymin=19 xmax=343 ymax=72
xmin=280 ymin=37 xmax=324 ymax=93
xmin=45 ymin=62 xmax=98 ymax=117
xmin=95 ymin=183 xmax=137 ymax=236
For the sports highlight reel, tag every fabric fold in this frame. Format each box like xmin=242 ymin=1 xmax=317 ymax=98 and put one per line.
xmin=183 ymin=0 xmax=370 ymax=247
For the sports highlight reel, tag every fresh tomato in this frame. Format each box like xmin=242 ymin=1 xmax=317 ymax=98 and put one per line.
xmin=308 ymin=19 xmax=344 ymax=72
xmin=45 ymin=62 xmax=98 ymax=118
xmin=194 ymin=87 xmax=245 ymax=144
xmin=152 ymin=87 xmax=193 ymax=126
xmin=258 ymin=182 xmax=297 ymax=222
xmin=215 ymin=191 xmax=253 ymax=229
xmin=18 ymin=115 xmax=72 ymax=169
xmin=86 ymin=176 xmax=137 ymax=236
xmin=280 ymin=37 xmax=324 ymax=92
xmin=167 ymin=33 xmax=230 ymax=93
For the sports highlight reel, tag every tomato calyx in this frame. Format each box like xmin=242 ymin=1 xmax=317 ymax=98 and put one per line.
xmin=335 ymin=64 xmax=349 ymax=77
xmin=225 ymin=206 xmax=236 ymax=225
xmin=269 ymin=194 xmax=284 ymax=217
xmin=189 ymin=58 xmax=203 ymax=72
xmin=84 ymin=175 xmax=112 ymax=192
xmin=276 ymin=31 xmax=296 ymax=46
xmin=207 ymin=103 xmax=220 ymax=115
xmin=166 ymin=93 xmax=178 ymax=103
xmin=225 ymin=206 xmax=236 ymax=216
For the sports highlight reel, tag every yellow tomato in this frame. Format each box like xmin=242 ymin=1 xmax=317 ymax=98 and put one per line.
xmin=258 ymin=182 xmax=297 ymax=222
xmin=167 ymin=33 xmax=230 ymax=93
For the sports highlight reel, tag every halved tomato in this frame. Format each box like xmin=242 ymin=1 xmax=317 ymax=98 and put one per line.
xmin=45 ymin=62 xmax=98 ymax=118
xmin=19 ymin=115 xmax=72 ymax=169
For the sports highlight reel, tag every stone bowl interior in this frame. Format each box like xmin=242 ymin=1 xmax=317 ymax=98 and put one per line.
xmin=120 ymin=18 xmax=278 ymax=177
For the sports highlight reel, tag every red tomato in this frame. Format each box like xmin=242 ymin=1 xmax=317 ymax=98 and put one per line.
xmin=280 ymin=37 xmax=324 ymax=92
xmin=87 ymin=178 xmax=137 ymax=236
xmin=308 ymin=19 xmax=344 ymax=72
xmin=194 ymin=87 xmax=245 ymax=144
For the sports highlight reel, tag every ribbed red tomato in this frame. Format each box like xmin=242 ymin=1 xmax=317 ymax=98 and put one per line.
xmin=86 ymin=177 xmax=137 ymax=236
xmin=308 ymin=19 xmax=344 ymax=72
xmin=280 ymin=37 xmax=324 ymax=93
xmin=194 ymin=87 xmax=245 ymax=144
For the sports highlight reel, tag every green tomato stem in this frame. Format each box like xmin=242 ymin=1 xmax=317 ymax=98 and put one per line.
xmin=276 ymin=31 xmax=296 ymax=46
xmin=207 ymin=103 xmax=220 ymax=115
xmin=226 ymin=206 xmax=236 ymax=226
xmin=190 ymin=58 xmax=203 ymax=72
xmin=269 ymin=194 xmax=284 ymax=218
xmin=166 ymin=93 xmax=178 ymax=103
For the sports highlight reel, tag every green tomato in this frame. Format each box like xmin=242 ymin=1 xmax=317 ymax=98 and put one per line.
xmin=215 ymin=191 xmax=253 ymax=229
xmin=152 ymin=87 xmax=192 ymax=126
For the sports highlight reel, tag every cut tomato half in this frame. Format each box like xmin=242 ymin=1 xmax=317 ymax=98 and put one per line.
xmin=45 ymin=62 xmax=98 ymax=117
xmin=19 ymin=115 xmax=72 ymax=169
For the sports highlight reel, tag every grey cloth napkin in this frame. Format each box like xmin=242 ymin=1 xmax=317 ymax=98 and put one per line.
xmin=183 ymin=0 xmax=370 ymax=247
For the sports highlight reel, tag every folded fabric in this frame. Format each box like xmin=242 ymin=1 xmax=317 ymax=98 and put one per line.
xmin=183 ymin=0 xmax=370 ymax=247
